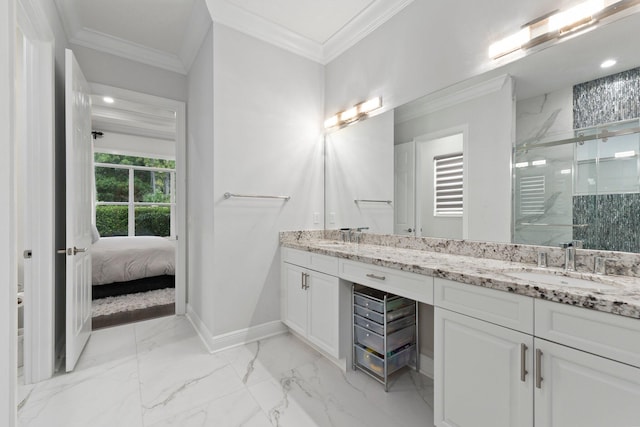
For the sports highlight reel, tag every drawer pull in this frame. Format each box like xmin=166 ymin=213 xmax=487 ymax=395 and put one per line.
xmin=535 ymin=349 xmax=543 ymax=389
xmin=366 ymin=273 xmax=386 ymax=281
xmin=520 ymin=343 xmax=528 ymax=382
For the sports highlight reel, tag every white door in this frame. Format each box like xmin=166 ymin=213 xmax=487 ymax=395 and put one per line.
xmin=283 ymin=263 xmax=307 ymax=337
xmin=307 ymin=270 xmax=339 ymax=358
xmin=394 ymin=142 xmax=415 ymax=235
xmin=435 ymin=308 xmax=534 ymax=427
xmin=534 ymin=338 xmax=640 ymax=427
xmin=65 ymin=49 xmax=93 ymax=372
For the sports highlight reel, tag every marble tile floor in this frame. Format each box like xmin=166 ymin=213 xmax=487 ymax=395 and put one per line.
xmin=18 ymin=315 xmax=434 ymax=427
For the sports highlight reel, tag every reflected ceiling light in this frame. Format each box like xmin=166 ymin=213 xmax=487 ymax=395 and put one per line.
xmin=615 ymin=150 xmax=636 ymax=158
xmin=515 ymin=162 xmax=529 ymax=168
xmin=324 ymin=96 xmax=383 ymax=130
xmin=103 ymin=96 xmax=115 ymax=104
xmin=601 ymin=59 xmax=617 ymax=68
xmin=560 ymin=169 xmax=572 ymax=174
xmin=532 ymin=159 xmax=547 ymax=166
xmin=489 ymin=0 xmax=639 ymax=60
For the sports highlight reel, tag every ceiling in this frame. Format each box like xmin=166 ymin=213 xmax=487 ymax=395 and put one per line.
xmin=54 ymin=0 xmax=415 ymax=74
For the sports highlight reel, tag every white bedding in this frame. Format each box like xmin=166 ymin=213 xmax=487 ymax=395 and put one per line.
xmin=91 ymin=236 xmax=175 ymax=286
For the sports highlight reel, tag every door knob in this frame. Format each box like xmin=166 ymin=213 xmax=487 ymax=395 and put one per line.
xmin=404 ymin=228 xmax=413 ymax=232
xmin=73 ymin=247 xmax=88 ymax=255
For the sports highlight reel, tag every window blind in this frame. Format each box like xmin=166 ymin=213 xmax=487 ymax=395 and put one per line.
xmin=434 ymin=153 xmax=463 ymax=216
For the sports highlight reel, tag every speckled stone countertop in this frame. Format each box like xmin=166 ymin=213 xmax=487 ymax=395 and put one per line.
xmin=280 ymin=230 xmax=640 ymax=320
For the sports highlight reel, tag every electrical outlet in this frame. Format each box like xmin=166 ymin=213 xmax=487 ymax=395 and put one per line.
xmin=313 ymin=212 xmax=320 ymax=224
xmin=329 ymin=212 xmax=336 ymax=224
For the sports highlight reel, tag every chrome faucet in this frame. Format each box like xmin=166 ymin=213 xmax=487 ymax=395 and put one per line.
xmin=560 ymin=240 xmax=583 ymax=271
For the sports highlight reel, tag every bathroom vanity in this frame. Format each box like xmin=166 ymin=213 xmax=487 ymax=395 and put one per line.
xmin=280 ymin=230 xmax=640 ymax=427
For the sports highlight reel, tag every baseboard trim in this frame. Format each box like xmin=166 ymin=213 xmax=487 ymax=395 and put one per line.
xmin=419 ymin=353 xmax=434 ymax=379
xmin=186 ymin=304 xmax=288 ymax=353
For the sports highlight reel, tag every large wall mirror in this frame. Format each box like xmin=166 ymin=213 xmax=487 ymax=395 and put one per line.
xmin=324 ymin=10 xmax=640 ymax=252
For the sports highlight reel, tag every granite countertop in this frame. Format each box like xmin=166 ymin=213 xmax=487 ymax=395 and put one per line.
xmin=281 ymin=237 xmax=640 ymax=320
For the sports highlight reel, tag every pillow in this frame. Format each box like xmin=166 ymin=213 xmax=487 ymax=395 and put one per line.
xmin=91 ymin=224 xmax=101 ymax=244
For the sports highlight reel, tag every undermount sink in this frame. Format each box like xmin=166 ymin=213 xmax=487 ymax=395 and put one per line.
xmin=502 ymin=270 xmax=619 ymax=291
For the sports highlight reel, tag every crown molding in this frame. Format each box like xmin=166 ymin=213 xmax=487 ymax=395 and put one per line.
xmin=323 ymin=0 xmax=414 ymax=63
xmin=395 ymin=74 xmax=512 ymax=124
xmin=70 ymin=28 xmax=187 ymax=74
xmin=54 ymin=0 xmax=212 ymax=75
xmin=206 ymin=0 xmax=324 ymax=63
xmin=206 ymin=0 xmax=414 ymax=65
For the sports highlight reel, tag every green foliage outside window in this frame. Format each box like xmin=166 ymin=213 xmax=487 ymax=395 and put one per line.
xmin=94 ymin=153 xmax=174 ymax=237
xmin=95 ymin=205 xmax=171 ymax=237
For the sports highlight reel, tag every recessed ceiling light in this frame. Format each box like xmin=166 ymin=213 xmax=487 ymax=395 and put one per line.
xmin=600 ymin=59 xmax=617 ymax=68
xmin=103 ymin=96 xmax=115 ymax=104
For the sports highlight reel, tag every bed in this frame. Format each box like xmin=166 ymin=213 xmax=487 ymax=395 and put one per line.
xmin=91 ymin=236 xmax=176 ymax=299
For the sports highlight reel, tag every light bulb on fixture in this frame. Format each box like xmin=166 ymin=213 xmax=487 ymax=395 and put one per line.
xmin=532 ymin=159 xmax=547 ymax=166
xmin=340 ymin=107 xmax=359 ymax=122
xmin=324 ymin=115 xmax=339 ymax=129
xmin=489 ymin=28 xmax=531 ymax=59
xmin=515 ymin=162 xmax=529 ymax=168
xmin=360 ymin=97 xmax=382 ymax=114
xmin=103 ymin=96 xmax=115 ymax=104
xmin=548 ymin=0 xmax=604 ymax=32
xmin=324 ymin=96 xmax=383 ymax=130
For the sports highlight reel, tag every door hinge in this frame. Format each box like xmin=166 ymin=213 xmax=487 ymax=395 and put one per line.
xmin=23 ymin=250 xmax=32 ymax=259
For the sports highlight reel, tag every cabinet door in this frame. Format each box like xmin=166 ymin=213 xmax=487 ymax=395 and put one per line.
xmin=435 ymin=308 xmax=534 ymax=427
xmin=307 ymin=270 xmax=339 ymax=358
xmin=282 ymin=262 xmax=307 ymax=337
xmin=534 ymin=338 xmax=640 ymax=427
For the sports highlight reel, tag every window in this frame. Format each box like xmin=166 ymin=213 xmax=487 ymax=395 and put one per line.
xmin=434 ymin=153 xmax=464 ymax=216
xmin=94 ymin=153 xmax=176 ymax=237
xmin=519 ymin=175 xmax=545 ymax=215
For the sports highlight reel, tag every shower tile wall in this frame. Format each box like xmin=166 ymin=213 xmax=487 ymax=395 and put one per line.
xmin=573 ymin=67 xmax=640 ymax=129
xmin=572 ymin=68 xmax=640 ymax=253
xmin=573 ymin=194 xmax=640 ymax=253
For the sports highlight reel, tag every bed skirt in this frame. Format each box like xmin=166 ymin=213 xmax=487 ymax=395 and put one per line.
xmin=92 ymin=275 xmax=175 ymax=300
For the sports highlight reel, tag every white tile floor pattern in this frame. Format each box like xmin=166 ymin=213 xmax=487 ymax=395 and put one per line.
xmin=18 ymin=315 xmax=434 ymax=427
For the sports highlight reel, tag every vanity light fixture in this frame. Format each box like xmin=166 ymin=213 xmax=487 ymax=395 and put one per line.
xmin=103 ymin=96 xmax=115 ymax=104
xmin=324 ymin=96 xmax=383 ymax=130
xmin=614 ymin=150 xmax=636 ymax=158
xmin=601 ymin=58 xmax=617 ymax=68
xmin=515 ymin=161 xmax=529 ymax=168
xmin=489 ymin=0 xmax=640 ymax=60
xmin=532 ymin=159 xmax=547 ymax=166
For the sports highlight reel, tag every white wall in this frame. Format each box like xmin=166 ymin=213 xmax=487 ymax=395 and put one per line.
xmin=395 ymin=78 xmax=514 ymax=242
xmin=187 ymin=23 xmax=325 ymax=344
xmin=187 ymin=24 xmax=215 ymax=335
xmin=71 ymin=44 xmax=187 ymax=102
xmin=1 ymin=0 xmax=16 ymax=424
xmin=325 ymin=111 xmax=395 ymax=233
xmin=324 ymin=0 xmax=579 ymax=116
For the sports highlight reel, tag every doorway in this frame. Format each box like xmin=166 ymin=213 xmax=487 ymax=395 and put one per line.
xmin=87 ymin=84 xmax=187 ymax=327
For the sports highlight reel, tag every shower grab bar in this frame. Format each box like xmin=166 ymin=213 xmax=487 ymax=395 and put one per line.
xmin=354 ymin=199 xmax=392 ymax=204
xmin=224 ymin=192 xmax=290 ymax=201
xmin=518 ymin=223 xmax=589 ymax=228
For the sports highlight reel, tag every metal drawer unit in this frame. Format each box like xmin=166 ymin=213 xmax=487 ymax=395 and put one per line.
xmin=352 ymin=284 xmax=419 ymax=391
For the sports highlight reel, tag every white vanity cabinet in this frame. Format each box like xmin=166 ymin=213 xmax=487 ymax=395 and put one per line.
xmin=534 ymin=299 xmax=640 ymax=427
xmin=435 ymin=277 xmax=640 ymax=427
xmin=281 ymin=248 xmax=340 ymax=358
xmin=435 ymin=279 xmax=534 ymax=427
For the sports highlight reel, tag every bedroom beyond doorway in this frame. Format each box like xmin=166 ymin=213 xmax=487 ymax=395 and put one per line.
xmin=88 ymin=87 xmax=183 ymax=329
